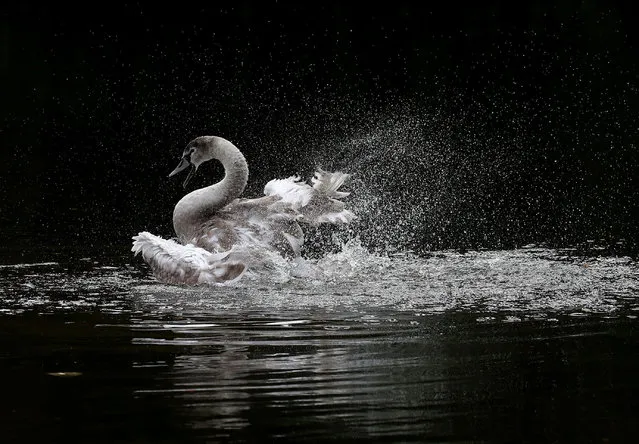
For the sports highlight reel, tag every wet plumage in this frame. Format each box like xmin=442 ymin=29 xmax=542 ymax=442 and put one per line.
xmin=132 ymin=136 xmax=355 ymax=285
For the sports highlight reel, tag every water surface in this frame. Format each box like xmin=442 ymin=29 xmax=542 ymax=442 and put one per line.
xmin=1 ymin=244 xmax=638 ymax=442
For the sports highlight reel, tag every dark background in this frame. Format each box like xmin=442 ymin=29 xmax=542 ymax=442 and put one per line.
xmin=1 ymin=1 xmax=638 ymax=257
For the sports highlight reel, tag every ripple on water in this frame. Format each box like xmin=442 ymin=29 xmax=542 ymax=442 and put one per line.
xmin=0 ymin=247 xmax=637 ymax=442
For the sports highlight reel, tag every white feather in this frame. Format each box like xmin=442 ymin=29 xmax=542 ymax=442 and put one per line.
xmin=132 ymin=232 xmax=245 ymax=285
xmin=263 ymin=176 xmax=314 ymax=207
xmin=264 ymin=169 xmax=356 ymax=225
xmin=311 ymin=168 xmax=351 ymax=199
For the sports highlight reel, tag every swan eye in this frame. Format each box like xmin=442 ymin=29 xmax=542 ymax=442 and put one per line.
xmin=184 ymin=147 xmax=196 ymax=158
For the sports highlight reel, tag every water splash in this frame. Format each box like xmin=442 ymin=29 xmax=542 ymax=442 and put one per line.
xmin=3 ymin=242 xmax=637 ymax=320
xmin=268 ymin=89 xmax=637 ymax=255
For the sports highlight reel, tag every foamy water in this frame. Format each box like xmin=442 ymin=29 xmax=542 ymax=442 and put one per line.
xmin=2 ymin=241 xmax=637 ymax=320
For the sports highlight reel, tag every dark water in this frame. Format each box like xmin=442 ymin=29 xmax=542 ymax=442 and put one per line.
xmin=1 ymin=245 xmax=638 ymax=443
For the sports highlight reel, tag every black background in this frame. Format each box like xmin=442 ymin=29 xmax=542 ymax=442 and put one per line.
xmin=1 ymin=1 xmax=638 ymax=255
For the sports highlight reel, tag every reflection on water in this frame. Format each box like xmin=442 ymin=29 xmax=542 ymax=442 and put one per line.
xmin=1 ymin=246 xmax=638 ymax=442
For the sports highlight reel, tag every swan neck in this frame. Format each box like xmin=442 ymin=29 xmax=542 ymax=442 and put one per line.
xmin=213 ymin=137 xmax=249 ymax=203
xmin=172 ymin=137 xmax=249 ymax=241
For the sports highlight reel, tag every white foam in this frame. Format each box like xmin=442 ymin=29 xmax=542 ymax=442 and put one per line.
xmin=0 ymin=262 xmax=59 ymax=268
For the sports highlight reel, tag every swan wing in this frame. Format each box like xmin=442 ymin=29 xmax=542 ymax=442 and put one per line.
xmin=132 ymin=231 xmax=245 ymax=285
xmin=263 ymin=176 xmax=314 ymax=207
xmin=194 ymin=206 xmax=304 ymax=258
xmin=311 ymin=168 xmax=351 ymax=199
xmin=263 ymin=169 xmax=356 ymax=225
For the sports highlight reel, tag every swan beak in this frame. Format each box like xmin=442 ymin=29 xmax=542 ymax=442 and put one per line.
xmin=169 ymin=157 xmax=197 ymax=189
xmin=169 ymin=157 xmax=190 ymax=177
xmin=182 ymin=165 xmax=197 ymax=189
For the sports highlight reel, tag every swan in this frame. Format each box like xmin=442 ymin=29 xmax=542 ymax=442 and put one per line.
xmin=132 ymin=136 xmax=356 ymax=285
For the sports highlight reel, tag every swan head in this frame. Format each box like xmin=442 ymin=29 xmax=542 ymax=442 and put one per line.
xmin=168 ymin=136 xmax=217 ymax=188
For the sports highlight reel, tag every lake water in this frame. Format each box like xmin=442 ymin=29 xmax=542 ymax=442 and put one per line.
xmin=1 ymin=242 xmax=638 ymax=443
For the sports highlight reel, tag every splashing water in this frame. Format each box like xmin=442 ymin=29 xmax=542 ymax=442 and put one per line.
xmin=1 ymin=239 xmax=638 ymax=321
xmin=258 ymin=93 xmax=637 ymax=256
xmin=3 ymin=104 xmax=636 ymax=320
xmin=2 ymin=126 xmax=638 ymax=443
